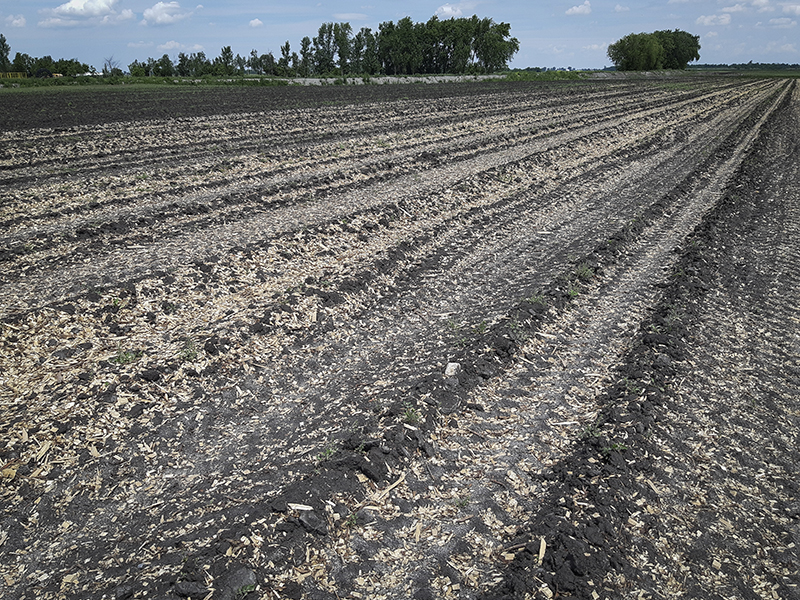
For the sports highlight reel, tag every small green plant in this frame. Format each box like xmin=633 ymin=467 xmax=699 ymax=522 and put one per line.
xmin=179 ymin=340 xmax=197 ymax=362
xmin=454 ymin=495 xmax=471 ymax=509
xmin=235 ymin=583 xmax=256 ymax=599
xmin=507 ymin=318 xmax=528 ymax=342
xmin=527 ymin=294 xmax=547 ymax=306
xmin=621 ymin=377 xmax=642 ymax=395
xmin=567 ymin=285 xmax=580 ymax=299
xmin=473 ymin=320 xmax=488 ymax=335
xmin=602 ymin=442 xmax=628 ymax=455
xmin=112 ymin=348 xmax=142 ymax=365
xmin=344 ymin=513 xmax=358 ymax=528
xmin=402 ymin=402 xmax=421 ymax=425
xmin=581 ymin=423 xmax=602 ymax=439
xmin=447 ymin=318 xmax=460 ymax=332
xmin=315 ymin=445 xmax=336 ymax=463
xmin=575 ymin=264 xmax=594 ymax=281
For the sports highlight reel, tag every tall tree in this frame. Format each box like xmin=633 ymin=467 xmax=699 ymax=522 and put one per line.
xmin=234 ymin=53 xmax=246 ymax=75
xmin=361 ymin=28 xmax=380 ymax=75
xmin=12 ymin=52 xmax=33 ymax=76
xmin=378 ymin=20 xmax=398 ymax=74
xmin=333 ymin=22 xmax=352 ymax=74
xmin=655 ymin=29 xmax=700 ymax=69
xmin=608 ymin=30 xmax=699 ymax=71
xmin=278 ymin=41 xmax=293 ymax=76
xmin=313 ymin=23 xmax=336 ymax=74
xmin=350 ymin=29 xmax=365 ymax=73
xmin=299 ymin=36 xmax=313 ymax=76
xmin=152 ymin=54 xmax=174 ymax=76
xmin=128 ymin=59 xmax=148 ymax=77
xmin=473 ymin=18 xmax=519 ymax=73
xmin=214 ymin=46 xmax=235 ymax=76
xmin=261 ymin=52 xmax=276 ymax=76
xmin=0 ymin=34 xmax=11 ymax=72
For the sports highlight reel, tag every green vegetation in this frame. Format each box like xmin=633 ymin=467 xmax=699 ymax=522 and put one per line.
xmin=402 ymin=402 xmax=422 ymax=425
xmin=504 ymin=69 xmax=588 ymax=82
xmin=126 ymin=16 xmax=518 ymax=78
xmin=112 ymin=348 xmax=142 ymax=365
xmin=178 ymin=340 xmax=198 ymax=362
xmin=607 ymin=30 xmax=700 ymax=71
xmin=315 ymin=445 xmax=336 ymax=463
xmin=1 ymin=14 xmax=518 ymax=85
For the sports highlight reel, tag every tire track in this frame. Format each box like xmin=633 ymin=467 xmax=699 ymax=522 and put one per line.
xmin=0 ymin=78 xmax=792 ymax=600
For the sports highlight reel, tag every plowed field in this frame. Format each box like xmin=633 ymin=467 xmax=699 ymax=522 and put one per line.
xmin=1 ymin=78 xmax=798 ymax=600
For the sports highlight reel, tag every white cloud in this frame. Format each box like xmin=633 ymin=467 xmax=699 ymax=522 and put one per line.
xmin=696 ymin=14 xmax=732 ymax=25
xmin=5 ymin=14 xmax=26 ymax=27
xmin=768 ymin=16 xmax=797 ymax=25
xmin=142 ymin=2 xmax=192 ymax=26
xmin=436 ymin=3 xmax=463 ymax=18
xmin=722 ymin=4 xmax=747 ymax=12
xmin=566 ymin=1 xmax=591 ymax=15
xmin=249 ymin=18 xmax=263 ymax=27
xmin=38 ymin=0 xmax=134 ymax=27
xmin=615 ymin=4 xmax=630 ymax=12
xmin=752 ymin=0 xmax=774 ymax=11
xmin=583 ymin=43 xmax=607 ymax=51
xmin=53 ymin=0 xmax=120 ymax=17
xmin=668 ymin=0 xmax=689 ymax=4
xmin=332 ymin=13 xmax=368 ymax=20
xmin=127 ymin=40 xmax=153 ymax=48
xmin=149 ymin=40 xmax=203 ymax=52
xmin=765 ymin=40 xmax=798 ymax=51
xmin=783 ymin=4 xmax=800 ymax=15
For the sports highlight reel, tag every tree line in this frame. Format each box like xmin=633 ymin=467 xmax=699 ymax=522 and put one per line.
xmin=128 ymin=15 xmax=519 ymax=78
xmin=1 ymin=33 xmax=92 ymax=76
xmin=607 ymin=30 xmax=700 ymax=71
xmin=692 ymin=62 xmax=800 ymax=71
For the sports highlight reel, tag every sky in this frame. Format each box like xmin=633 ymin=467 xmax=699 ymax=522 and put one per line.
xmin=1 ymin=0 xmax=799 ymax=71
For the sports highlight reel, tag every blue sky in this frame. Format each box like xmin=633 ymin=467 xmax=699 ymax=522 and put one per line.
xmin=1 ymin=0 xmax=798 ymax=71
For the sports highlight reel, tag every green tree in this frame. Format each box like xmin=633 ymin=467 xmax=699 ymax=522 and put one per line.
xmin=214 ymin=45 xmax=235 ymax=75
xmin=277 ymin=41 xmax=293 ymax=76
xmin=361 ymin=27 xmax=380 ymax=75
xmin=608 ymin=30 xmax=699 ymax=71
xmin=152 ymin=54 xmax=175 ymax=76
xmin=313 ymin=23 xmax=336 ymax=74
xmin=445 ymin=18 xmax=474 ymax=73
xmin=350 ymin=29 xmax=365 ymax=73
xmin=247 ymin=48 xmax=260 ymax=74
xmin=128 ymin=59 xmax=148 ymax=77
xmin=607 ymin=32 xmax=663 ymax=70
xmin=234 ymin=53 xmax=246 ymax=75
xmin=12 ymin=52 xmax=33 ymax=76
xmin=378 ymin=20 xmax=397 ymax=74
xmin=396 ymin=16 xmax=423 ymax=74
xmin=261 ymin=52 xmax=276 ymax=75
xmin=333 ymin=22 xmax=352 ymax=74
xmin=654 ymin=29 xmax=700 ymax=69
xmin=472 ymin=17 xmax=519 ymax=72
xmin=299 ymin=36 xmax=313 ymax=76
xmin=0 ymin=33 xmax=11 ymax=72
xmin=177 ymin=52 xmax=191 ymax=76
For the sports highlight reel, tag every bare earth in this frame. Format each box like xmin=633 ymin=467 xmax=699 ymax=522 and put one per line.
xmin=1 ymin=77 xmax=798 ymax=600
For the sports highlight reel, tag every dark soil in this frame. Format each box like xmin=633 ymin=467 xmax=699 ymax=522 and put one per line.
xmin=1 ymin=77 xmax=797 ymax=600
